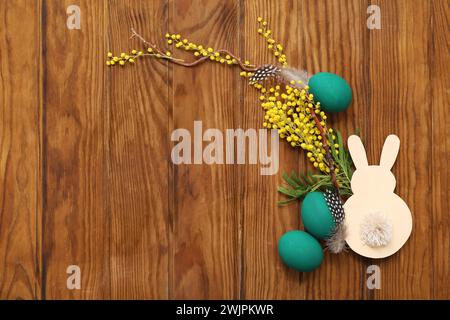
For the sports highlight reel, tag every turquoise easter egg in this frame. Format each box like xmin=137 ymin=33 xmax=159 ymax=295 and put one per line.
xmin=308 ymin=72 xmax=352 ymax=112
xmin=301 ymin=192 xmax=335 ymax=239
xmin=278 ymin=230 xmax=323 ymax=272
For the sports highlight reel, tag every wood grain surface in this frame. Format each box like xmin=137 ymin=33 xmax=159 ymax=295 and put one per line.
xmin=0 ymin=0 xmax=449 ymax=299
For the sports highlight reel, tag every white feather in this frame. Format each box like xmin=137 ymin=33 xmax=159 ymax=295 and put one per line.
xmin=279 ymin=67 xmax=310 ymax=88
xmin=326 ymin=223 xmax=347 ymax=254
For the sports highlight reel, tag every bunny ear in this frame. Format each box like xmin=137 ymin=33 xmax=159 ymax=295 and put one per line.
xmin=348 ymin=135 xmax=368 ymax=169
xmin=380 ymin=134 xmax=400 ymax=170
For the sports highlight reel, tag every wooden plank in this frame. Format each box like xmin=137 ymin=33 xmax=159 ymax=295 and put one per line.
xmin=43 ymin=0 xmax=110 ymax=299
xmin=169 ymin=0 xmax=241 ymax=299
xmin=369 ymin=0 xmax=433 ymax=299
xmin=298 ymin=0 xmax=370 ymax=299
xmin=240 ymin=0 xmax=304 ymax=299
xmin=430 ymin=0 xmax=450 ymax=300
xmin=108 ymin=0 xmax=170 ymax=299
xmin=0 ymin=0 xmax=42 ymax=300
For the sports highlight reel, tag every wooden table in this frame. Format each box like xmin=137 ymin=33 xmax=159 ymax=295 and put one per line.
xmin=0 ymin=0 xmax=448 ymax=299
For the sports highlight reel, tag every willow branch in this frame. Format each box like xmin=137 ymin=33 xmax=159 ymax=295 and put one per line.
xmin=309 ymin=108 xmax=339 ymax=192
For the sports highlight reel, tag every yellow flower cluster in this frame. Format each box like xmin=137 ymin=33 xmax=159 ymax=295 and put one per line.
xmin=166 ymin=33 xmax=243 ymax=64
xmin=105 ymin=47 xmax=177 ymax=66
xmin=251 ymin=17 xmax=338 ymax=173
xmin=165 ymin=33 xmax=255 ymax=78
xmin=257 ymin=17 xmax=288 ymax=67
xmin=106 ymin=17 xmax=286 ymax=68
xmin=106 ymin=31 xmax=255 ymax=73
xmin=254 ymin=80 xmax=338 ymax=173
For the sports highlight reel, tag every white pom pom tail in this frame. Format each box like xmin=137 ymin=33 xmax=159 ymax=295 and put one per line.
xmin=360 ymin=211 xmax=393 ymax=248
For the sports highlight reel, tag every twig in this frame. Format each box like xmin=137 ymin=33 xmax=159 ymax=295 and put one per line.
xmin=308 ymin=108 xmax=339 ymax=192
xmin=130 ymin=28 xmax=257 ymax=72
xmin=130 ymin=27 xmax=153 ymax=47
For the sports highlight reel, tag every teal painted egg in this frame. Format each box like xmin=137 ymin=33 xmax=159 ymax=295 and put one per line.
xmin=301 ymin=192 xmax=335 ymax=239
xmin=278 ymin=230 xmax=323 ymax=272
xmin=308 ymin=72 xmax=352 ymax=112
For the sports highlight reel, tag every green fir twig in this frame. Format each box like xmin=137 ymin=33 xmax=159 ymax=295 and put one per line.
xmin=278 ymin=130 xmax=358 ymax=205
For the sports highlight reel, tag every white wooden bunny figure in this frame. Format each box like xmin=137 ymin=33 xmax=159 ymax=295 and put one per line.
xmin=344 ymin=135 xmax=412 ymax=258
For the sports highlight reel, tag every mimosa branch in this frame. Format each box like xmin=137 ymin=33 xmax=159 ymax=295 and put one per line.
xmin=130 ymin=28 xmax=257 ymax=72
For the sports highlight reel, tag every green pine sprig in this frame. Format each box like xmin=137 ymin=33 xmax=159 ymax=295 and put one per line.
xmin=278 ymin=130 xmax=357 ymax=205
